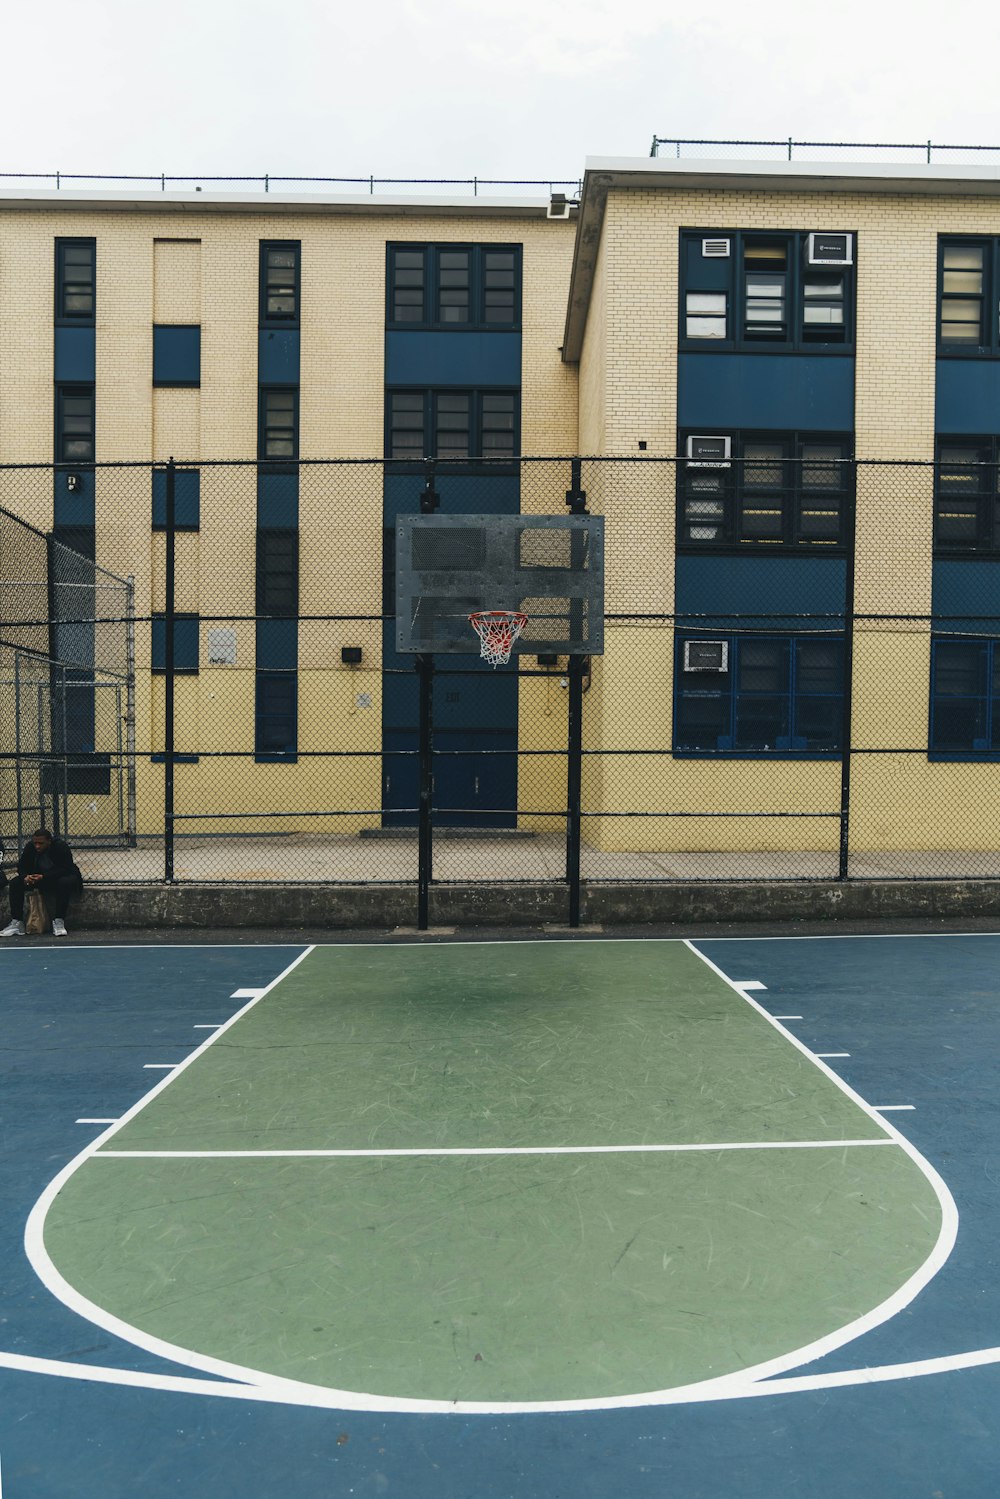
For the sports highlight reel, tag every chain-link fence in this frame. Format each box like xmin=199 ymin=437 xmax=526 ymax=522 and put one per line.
xmin=1 ymin=456 xmax=997 ymax=907
xmin=0 ymin=501 xmax=134 ymax=857
xmin=650 ymin=137 xmax=1000 ymax=167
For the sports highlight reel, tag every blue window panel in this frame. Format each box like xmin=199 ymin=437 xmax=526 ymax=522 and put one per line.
xmin=935 ymin=360 xmax=1000 ymax=433
xmin=933 ymin=559 xmax=1000 ymax=634
xmin=53 ymin=473 xmax=95 ymax=527
xmin=152 ymin=614 xmax=200 ymax=672
xmin=257 ymin=467 xmax=299 ymax=527
xmin=256 ymin=618 xmax=297 ymax=670
xmin=258 ymin=328 xmax=300 ymax=384
xmin=255 ymin=672 xmax=297 ymax=761
xmin=675 ymin=554 xmax=847 ymax=631
xmin=929 ymin=636 xmax=1000 ymax=759
xmin=54 ymin=326 xmax=96 ymax=382
xmin=674 ymin=633 xmax=843 ymax=758
xmin=152 ymin=468 xmax=201 ymax=530
xmin=385 ymin=331 xmax=521 ymax=387
xmin=153 ymin=325 xmax=201 ymax=387
xmin=678 ymin=353 xmax=854 ymax=431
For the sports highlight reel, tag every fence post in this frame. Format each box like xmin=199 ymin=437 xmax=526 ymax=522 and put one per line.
xmin=565 ymin=458 xmax=588 ymax=927
xmin=838 ymin=464 xmax=858 ymax=880
xmin=164 ymin=458 xmax=176 ymax=883
xmin=417 ymin=653 xmax=434 ymax=930
xmin=125 ymin=574 xmax=137 ymax=847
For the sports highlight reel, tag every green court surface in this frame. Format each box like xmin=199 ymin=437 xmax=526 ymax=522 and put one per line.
xmin=42 ymin=941 xmax=943 ymax=1406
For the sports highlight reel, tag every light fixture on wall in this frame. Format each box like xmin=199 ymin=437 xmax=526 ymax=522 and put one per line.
xmin=66 ymin=473 xmax=82 ymax=492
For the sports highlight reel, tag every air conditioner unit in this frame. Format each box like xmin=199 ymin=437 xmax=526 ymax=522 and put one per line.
xmin=807 ymin=232 xmax=853 ymax=266
xmin=686 ymin=434 xmax=732 ymax=467
xmin=683 ymin=640 xmax=729 ymax=673
xmin=702 ymin=237 xmax=731 ymax=258
xmin=547 ymin=193 xmax=572 ymax=220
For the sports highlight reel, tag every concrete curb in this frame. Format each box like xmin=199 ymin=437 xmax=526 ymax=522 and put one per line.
xmin=61 ymin=879 xmax=1000 ymax=930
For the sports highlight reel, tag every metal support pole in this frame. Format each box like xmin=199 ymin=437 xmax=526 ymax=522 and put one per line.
xmin=164 ymin=458 xmax=176 ymax=883
xmin=565 ymin=653 xmax=584 ymax=928
xmin=417 ymin=652 xmax=434 ymax=930
xmin=125 ymin=574 xmax=137 ymax=846
xmin=838 ymin=470 xmax=858 ymax=881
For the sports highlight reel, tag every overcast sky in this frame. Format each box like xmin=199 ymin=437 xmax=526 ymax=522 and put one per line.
xmin=4 ymin=0 xmax=998 ymax=190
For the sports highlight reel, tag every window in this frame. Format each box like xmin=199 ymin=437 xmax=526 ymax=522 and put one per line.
xmin=56 ymin=385 xmax=95 ymax=464
xmin=930 ymin=638 xmax=1000 ymax=757
xmin=678 ymin=431 xmax=851 ymax=549
xmin=674 ymin=633 xmax=844 ymax=756
xmin=259 ymin=388 xmax=299 ymax=461
xmin=260 ymin=242 xmax=300 ymax=325
xmin=56 ymin=239 xmax=95 ymax=323
xmin=387 ymin=245 xmax=521 ymax=329
xmin=387 ymin=389 xmax=518 ymax=461
xmin=152 ymin=468 xmax=200 ymax=531
xmin=255 ymin=672 xmax=297 ymax=761
xmin=934 ymin=439 xmax=1000 ymax=553
xmin=257 ymin=529 xmax=299 ymax=616
xmin=938 ymin=240 xmax=995 ymax=351
xmin=152 ymin=614 xmax=200 ymax=673
xmin=153 ymin=325 xmax=201 ymax=387
xmin=680 ymin=231 xmax=853 ymax=352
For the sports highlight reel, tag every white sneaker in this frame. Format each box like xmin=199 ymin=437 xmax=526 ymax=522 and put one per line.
xmin=51 ymin=918 xmax=67 ymax=937
xmin=0 ymin=920 xmax=25 ymax=937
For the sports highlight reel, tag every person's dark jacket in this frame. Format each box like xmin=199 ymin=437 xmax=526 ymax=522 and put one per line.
xmin=17 ymin=839 xmax=83 ymax=888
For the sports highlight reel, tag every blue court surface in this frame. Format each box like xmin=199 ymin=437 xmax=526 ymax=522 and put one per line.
xmin=2 ymin=933 xmax=1000 ymax=1497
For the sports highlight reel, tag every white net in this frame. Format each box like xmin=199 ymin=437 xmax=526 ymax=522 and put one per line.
xmin=469 ymin=611 xmax=528 ymax=667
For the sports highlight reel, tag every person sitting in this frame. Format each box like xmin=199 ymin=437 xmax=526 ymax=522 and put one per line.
xmin=1 ymin=828 xmax=83 ymax=938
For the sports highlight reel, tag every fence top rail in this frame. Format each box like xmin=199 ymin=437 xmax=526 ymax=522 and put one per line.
xmin=0 ymin=455 xmax=945 ymax=472
xmin=650 ymin=136 xmax=1000 ymax=162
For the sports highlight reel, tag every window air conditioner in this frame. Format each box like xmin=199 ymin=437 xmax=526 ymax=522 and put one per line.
xmin=686 ymin=435 xmax=732 ymax=467
xmin=683 ymin=640 xmax=729 ymax=672
xmin=806 ymin=232 xmax=853 ymax=266
xmin=702 ymin=238 xmax=731 ymax=258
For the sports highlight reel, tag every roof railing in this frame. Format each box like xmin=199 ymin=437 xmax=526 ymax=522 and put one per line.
xmin=650 ymin=137 xmax=1000 ymax=165
xmin=0 ymin=172 xmax=583 ymax=196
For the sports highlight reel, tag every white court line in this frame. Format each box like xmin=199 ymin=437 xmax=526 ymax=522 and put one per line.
xmin=773 ymin=1014 xmax=803 ymax=1020
xmin=75 ymin=1118 xmax=117 ymax=1125
xmin=875 ymin=1104 xmax=916 ymax=1112
xmin=230 ymin=988 xmax=264 ymax=999
xmin=816 ymin=1052 xmax=851 ymax=1058
xmin=193 ymin=1024 xmax=222 ymax=1030
xmin=734 ymin=980 xmax=767 ymax=990
xmin=94 ymin=1139 xmax=896 ymax=1160
xmin=142 ymin=1064 xmax=176 ymax=1071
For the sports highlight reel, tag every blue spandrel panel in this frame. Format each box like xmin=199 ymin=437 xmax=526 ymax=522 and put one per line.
xmin=385 ymin=331 xmax=521 ymax=386
xmin=676 ymin=554 xmax=847 ymax=631
xmin=152 ymin=469 xmax=200 ymax=529
xmin=678 ymin=353 xmax=855 ymax=431
xmin=54 ymin=326 xmax=96 ymax=383
xmin=933 ymin=560 xmax=1000 ymax=632
xmin=935 ymin=360 xmax=1000 ymax=434
xmin=256 ymin=618 xmax=298 ymax=670
xmin=257 ymin=468 xmax=299 ymax=527
xmin=53 ymin=470 xmax=95 ymax=526
xmin=258 ymin=329 xmax=300 ymax=384
xmin=153 ymin=325 xmax=201 ymax=387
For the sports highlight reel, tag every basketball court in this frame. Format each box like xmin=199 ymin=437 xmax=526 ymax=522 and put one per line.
xmin=2 ymin=929 xmax=1000 ymax=1496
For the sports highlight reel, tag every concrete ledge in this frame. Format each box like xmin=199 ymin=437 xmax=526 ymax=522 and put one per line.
xmin=66 ymin=879 xmax=1000 ymax=930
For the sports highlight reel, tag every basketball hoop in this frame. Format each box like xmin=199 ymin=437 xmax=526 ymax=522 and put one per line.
xmin=469 ymin=610 xmax=528 ymax=668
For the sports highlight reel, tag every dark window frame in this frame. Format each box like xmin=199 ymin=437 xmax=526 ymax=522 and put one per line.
xmin=258 ymin=386 xmax=300 ymax=463
xmin=673 ymin=631 xmax=845 ymax=759
xmin=677 ymin=429 xmax=853 ymax=552
xmin=55 ymin=238 xmax=96 ymax=326
xmin=255 ymin=670 xmax=298 ymax=763
xmin=259 ymin=241 xmax=301 ymax=327
xmin=929 ymin=635 xmax=1000 ymax=759
xmin=386 ymin=387 xmax=519 ymax=466
xmin=679 ymin=229 xmax=855 ymax=355
xmin=937 ymin=237 xmax=997 ymax=356
xmin=55 ymin=383 xmax=95 ymax=465
xmin=151 ymin=612 xmax=200 ymax=674
xmin=386 ymin=243 xmax=522 ymax=330
xmin=256 ymin=527 xmax=299 ymax=617
xmin=933 ymin=435 xmax=1000 ymax=555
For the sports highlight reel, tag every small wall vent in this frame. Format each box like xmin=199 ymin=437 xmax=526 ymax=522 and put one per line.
xmin=702 ymin=238 xmax=731 ymax=258
xmin=683 ymin=640 xmax=729 ymax=673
